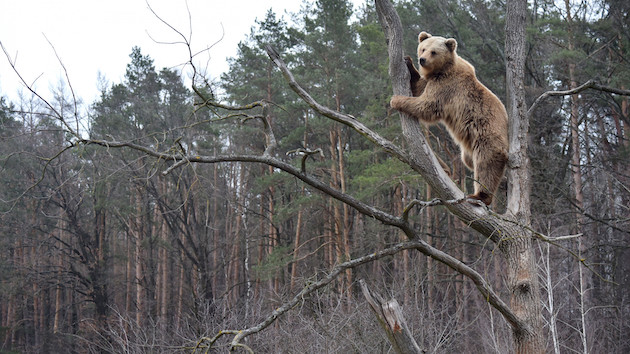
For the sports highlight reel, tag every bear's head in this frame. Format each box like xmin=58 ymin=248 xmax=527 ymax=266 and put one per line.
xmin=416 ymin=32 xmax=458 ymax=79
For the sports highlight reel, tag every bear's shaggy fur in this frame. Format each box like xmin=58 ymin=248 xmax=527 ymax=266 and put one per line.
xmin=390 ymin=32 xmax=508 ymax=205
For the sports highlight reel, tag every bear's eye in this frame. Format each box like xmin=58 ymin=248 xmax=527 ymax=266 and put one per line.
xmin=431 ymin=51 xmax=437 ymax=55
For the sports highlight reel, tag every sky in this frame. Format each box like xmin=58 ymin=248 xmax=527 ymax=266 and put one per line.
xmin=0 ymin=0 xmax=350 ymax=105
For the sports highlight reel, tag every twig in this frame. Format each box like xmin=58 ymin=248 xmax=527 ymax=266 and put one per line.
xmin=0 ymin=41 xmax=80 ymax=137
xmin=161 ymin=158 xmax=189 ymax=176
xmin=286 ymin=147 xmax=324 ymax=173
xmin=43 ymin=34 xmax=80 ymax=132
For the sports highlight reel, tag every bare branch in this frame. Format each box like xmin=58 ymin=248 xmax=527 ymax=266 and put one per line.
xmin=224 ymin=238 xmax=522 ymax=351
xmin=43 ymin=34 xmax=79 ymax=130
xmin=145 ymin=0 xmax=225 ymax=105
xmin=195 ymin=97 xmax=266 ymax=111
xmin=265 ymin=45 xmax=412 ymax=166
xmin=78 ymin=137 xmax=404 ymax=227
xmin=528 ymin=79 xmax=630 ymax=117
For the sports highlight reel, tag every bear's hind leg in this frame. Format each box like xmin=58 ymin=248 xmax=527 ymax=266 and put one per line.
xmin=461 ymin=150 xmax=474 ymax=171
xmin=469 ymin=149 xmax=508 ymax=205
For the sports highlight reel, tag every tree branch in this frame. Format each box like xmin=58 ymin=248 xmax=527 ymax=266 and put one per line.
xmin=77 ymin=137 xmax=404 ymax=227
xmin=528 ymin=79 xmax=630 ymax=117
xmin=219 ymin=239 xmax=521 ymax=351
xmin=265 ymin=45 xmax=411 ymax=166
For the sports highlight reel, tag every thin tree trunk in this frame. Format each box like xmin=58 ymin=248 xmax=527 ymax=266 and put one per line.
xmin=53 ymin=217 xmax=66 ymax=334
xmin=53 ymin=275 xmax=62 ymax=333
xmin=267 ymin=166 xmax=278 ymax=295
xmin=134 ymin=189 xmax=145 ymax=326
xmin=329 ymin=128 xmax=346 ymax=298
xmin=4 ymin=293 xmax=15 ymax=348
xmin=290 ymin=188 xmax=304 ymax=291
xmin=255 ymin=201 xmax=264 ymax=300
xmin=425 ymin=184 xmax=435 ymax=308
xmin=564 ymin=2 xmax=590 ymax=351
xmin=211 ymin=150 xmax=220 ymax=303
xmin=159 ymin=182 xmax=169 ymax=328
xmin=176 ymin=250 xmax=185 ymax=330
xmin=125 ymin=229 xmax=133 ymax=324
xmin=32 ymin=280 xmax=40 ymax=344
xmin=228 ymin=163 xmax=246 ymax=308
xmin=336 ymin=129 xmax=353 ymax=303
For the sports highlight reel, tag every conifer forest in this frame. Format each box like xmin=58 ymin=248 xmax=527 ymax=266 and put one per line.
xmin=1 ymin=0 xmax=629 ymax=352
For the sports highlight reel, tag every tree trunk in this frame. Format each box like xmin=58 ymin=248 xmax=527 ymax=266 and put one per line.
xmin=176 ymin=250 xmax=185 ymax=330
xmin=290 ymin=188 xmax=304 ymax=291
xmin=158 ymin=181 xmax=169 ymax=328
xmin=564 ymin=2 xmax=591 ymax=351
xmin=360 ymin=280 xmax=424 ymax=354
xmin=134 ymin=189 xmax=145 ymax=326
xmin=211 ymin=149 xmax=220 ymax=304
xmin=125 ymin=228 xmax=133 ymax=325
xmin=504 ymin=0 xmax=545 ymax=351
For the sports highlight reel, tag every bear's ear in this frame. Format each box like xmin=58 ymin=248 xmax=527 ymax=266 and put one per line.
xmin=418 ymin=32 xmax=432 ymax=42
xmin=445 ymin=38 xmax=457 ymax=52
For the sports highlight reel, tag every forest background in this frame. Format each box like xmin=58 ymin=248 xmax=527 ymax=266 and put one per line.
xmin=0 ymin=0 xmax=629 ymax=352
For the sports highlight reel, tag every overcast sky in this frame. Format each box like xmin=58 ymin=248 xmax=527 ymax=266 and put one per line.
xmin=0 ymin=0 xmax=346 ymax=105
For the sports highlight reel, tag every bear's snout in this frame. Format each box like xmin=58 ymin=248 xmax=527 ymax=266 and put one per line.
xmin=419 ymin=57 xmax=426 ymax=66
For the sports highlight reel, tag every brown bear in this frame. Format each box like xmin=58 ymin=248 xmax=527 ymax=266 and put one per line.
xmin=390 ymin=32 xmax=508 ymax=206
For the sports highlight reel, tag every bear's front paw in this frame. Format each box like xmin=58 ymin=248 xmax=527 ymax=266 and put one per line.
xmin=404 ymin=56 xmax=416 ymax=72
